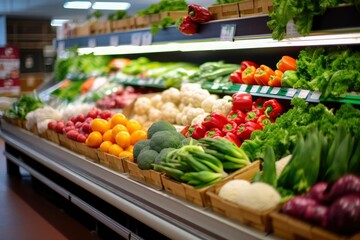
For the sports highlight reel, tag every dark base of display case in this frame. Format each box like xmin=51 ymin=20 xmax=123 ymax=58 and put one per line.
xmin=4 ymin=143 xmax=169 ymax=240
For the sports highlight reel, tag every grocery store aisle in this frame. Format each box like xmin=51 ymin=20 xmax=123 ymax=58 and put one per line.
xmin=0 ymin=138 xmax=101 ymax=240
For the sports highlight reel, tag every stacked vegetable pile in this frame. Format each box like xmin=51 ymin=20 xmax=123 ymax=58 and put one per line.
xmin=256 ymin=125 xmax=360 ymax=236
xmin=185 ymin=93 xmax=283 ymax=147
xmin=230 ymin=56 xmax=297 ymax=87
xmin=94 ymin=85 xmax=142 ymax=109
xmin=133 ymin=120 xmax=251 ymax=188
xmin=4 ymin=94 xmax=44 ymax=120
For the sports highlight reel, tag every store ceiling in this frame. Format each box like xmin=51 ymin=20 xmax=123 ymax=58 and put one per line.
xmin=0 ymin=0 xmax=212 ymax=20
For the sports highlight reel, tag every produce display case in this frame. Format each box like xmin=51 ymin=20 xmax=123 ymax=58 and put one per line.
xmin=2 ymin=3 xmax=360 ymax=240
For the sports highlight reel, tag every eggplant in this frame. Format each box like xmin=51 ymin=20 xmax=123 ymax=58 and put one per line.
xmin=307 ymin=182 xmax=329 ymax=203
xmin=328 ymin=194 xmax=360 ymax=235
xmin=282 ymin=196 xmax=317 ymax=219
xmin=327 ymin=174 xmax=360 ymax=202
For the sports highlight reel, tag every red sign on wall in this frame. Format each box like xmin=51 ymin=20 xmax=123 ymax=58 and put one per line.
xmin=0 ymin=46 xmax=20 ymax=96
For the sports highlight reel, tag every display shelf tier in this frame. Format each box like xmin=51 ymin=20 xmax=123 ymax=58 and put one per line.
xmin=0 ymin=119 xmax=276 ymax=240
xmin=56 ymin=5 xmax=360 ymax=52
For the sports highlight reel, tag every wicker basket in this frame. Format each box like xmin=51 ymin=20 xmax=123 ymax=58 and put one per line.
xmin=127 ymin=161 xmax=164 ymax=190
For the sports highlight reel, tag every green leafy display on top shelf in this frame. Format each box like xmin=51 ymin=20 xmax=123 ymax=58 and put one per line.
xmin=267 ymin=0 xmax=360 ymax=40
xmin=136 ymin=0 xmax=188 ymax=16
xmin=214 ymin=0 xmax=244 ymax=4
xmin=4 ymin=94 xmax=44 ymax=120
xmin=294 ymin=46 xmax=360 ymax=98
xmin=54 ymin=49 xmax=111 ymax=82
xmin=51 ymin=80 xmax=84 ymax=102
xmin=240 ymin=97 xmax=360 ymax=162
xmin=108 ymin=10 xmax=128 ymax=21
xmin=151 ymin=16 xmax=176 ymax=35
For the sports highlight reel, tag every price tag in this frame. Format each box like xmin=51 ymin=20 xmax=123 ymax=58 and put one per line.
xmin=286 ymin=20 xmax=301 ymax=38
xmin=270 ymin=87 xmax=280 ymax=95
xmin=260 ymin=86 xmax=270 ymax=94
xmin=238 ymin=84 xmax=247 ymax=92
xmin=250 ymin=85 xmax=260 ymax=93
xmin=310 ymin=91 xmax=321 ymax=100
xmin=88 ymin=38 xmax=96 ymax=48
xmin=138 ymin=79 xmax=146 ymax=85
xmin=131 ymin=33 xmax=142 ymax=46
xmin=220 ymin=24 xmax=236 ymax=41
xmin=109 ymin=36 xmax=119 ymax=46
xmin=286 ymin=88 xmax=297 ymax=97
xmin=141 ymin=32 xmax=152 ymax=46
xmin=57 ymin=41 xmax=65 ymax=52
xmin=298 ymin=89 xmax=310 ymax=99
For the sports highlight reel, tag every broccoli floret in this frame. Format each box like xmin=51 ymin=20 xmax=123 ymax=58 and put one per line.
xmin=155 ymin=148 xmax=175 ymax=165
xmin=133 ymin=139 xmax=150 ymax=160
xmin=150 ymin=130 xmax=181 ymax=152
xmin=181 ymin=137 xmax=198 ymax=146
xmin=137 ymin=150 xmax=158 ymax=170
xmin=147 ymin=120 xmax=177 ymax=139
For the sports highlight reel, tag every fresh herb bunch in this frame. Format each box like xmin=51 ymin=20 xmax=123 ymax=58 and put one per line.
xmin=4 ymin=94 xmax=45 ymax=119
xmin=136 ymin=0 xmax=187 ymax=16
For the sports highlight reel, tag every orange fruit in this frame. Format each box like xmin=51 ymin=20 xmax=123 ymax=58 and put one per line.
xmin=125 ymin=145 xmax=134 ymax=153
xmin=108 ymin=144 xmax=123 ymax=156
xmin=99 ymin=141 xmax=113 ymax=153
xmin=110 ymin=113 xmax=128 ymax=128
xmin=85 ymin=131 xmax=103 ymax=148
xmin=112 ymin=124 xmax=128 ymax=138
xmin=126 ymin=119 xmax=142 ymax=134
xmin=91 ymin=118 xmax=110 ymax=134
xmin=118 ymin=151 xmax=134 ymax=161
xmin=130 ymin=130 xmax=147 ymax=145
xmin=115 ymin=131 xmax=131 ymax=148
xmin=103 ymin=129 xmax=115 ymax=143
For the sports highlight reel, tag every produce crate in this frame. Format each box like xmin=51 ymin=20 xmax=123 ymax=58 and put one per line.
xmin=72 ymin=142 xmax=99 ymax=163
xmin=206 ymin=161 xmax=278 ymax=232
xmin=46 ymin=129 xmax=60 ymax=145
xmin=134 ymin=15 xmax=151 ymax=28
xmin=106 ymin=153 xmax=129 ymax=173
xmin=111 ymin=17 xmax=136 ymax=32
xmin=162 ymin=161 xmax=261 ymax=207
xmin=58 ymin=134 xmax=73 ymax=150
xmin=91 ymin=21 xmax=111 ymax=35
xmin=238 ymin=0 xmax=255 ymax=16
xmin=270 ymin=211 xmax=355 ymax=240
xmin=97 ymin=150 xmax=108 ymax=167
xmin=72 ymin=23 xmax=91 ymax=37
xmin=253 ymin=0 xmax=273 ymax=15
xmin=29 ymin=125 xmax=40 ymax=136
xmin=127 ymin=161 xmax=164 ymax=190
xmin=159 ymin=11 xmax=187 ymax=21
xmin=208 ymin=3 xmax=241 ymax=20
xmin=3 ymin=117 xmax=26 ymax=128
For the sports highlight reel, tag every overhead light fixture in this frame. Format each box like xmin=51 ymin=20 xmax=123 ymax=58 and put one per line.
xmin=51 ymin=19 xmax=70 ymax=27
xmin=92 ymin=2 xmax=131 ymax=10
xmin=63 ymin=1 xmax=91 ymax=9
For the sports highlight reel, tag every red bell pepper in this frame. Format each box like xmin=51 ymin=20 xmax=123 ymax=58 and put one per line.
xmin=188 ymin=4 xmax=213 ymax=23
xmin=254 ymin=65 xmax=275 ymax=86
xmin=230 ymin=69 xmax=243 ymax=84
xmin=231 ymin=92 xmax=253 ymax=112
xmin=276 ymin=56 xmax=297 ymax=72
xmin=205 ymin=128 xmax=223 ymax=138
xmin=235 ymin=122 xmax=262 ymax=141
xmin=257 ymin=115 xmax=274 ymax=127
xmin=245 ymin=108 xmax=263 ymax=123
xmin=223 ymin=132 xmax=242 ymax=147
xmin=262 ymin=99 xmax=283 ymax=118
xmin=221 ymin=121 xmax=237 ymax=134
xmin=241 ymin=66 xmax=257 ymax=85
xmin=227 ymin=110 xmax=246 ymax=125
xmin=252 ymin=98 xmax=266 ymax=110
xmin=240 ymin=60 xmax=259 ymax=71
xmin=186 ymin=124 xmax=207 ymax=139
xmin=268 ymin=70 xmax=283 ymax=87
xmin=180 ymin=125 xmax=190 ymax=137
xmin=178 ymin=16 xmax=198 ymax=35
xmin=202 ymin=113 xmax=228 ymax=130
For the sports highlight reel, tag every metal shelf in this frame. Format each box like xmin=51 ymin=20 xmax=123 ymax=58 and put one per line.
xmin=0 ymin=119 xmax=276 ymax=240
